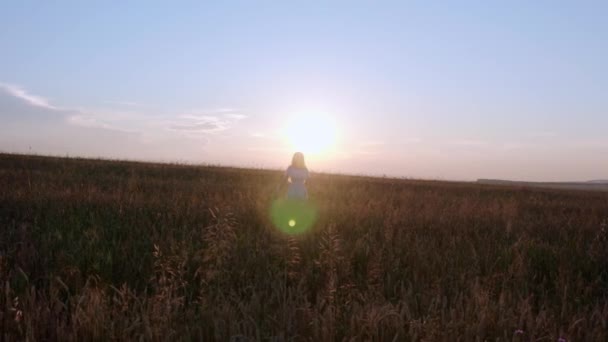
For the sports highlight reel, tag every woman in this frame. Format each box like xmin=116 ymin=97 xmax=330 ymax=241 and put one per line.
xmin=282 ymin=152 xmax=309 ymax=200
xmin=271 ymin=152 xmax=316 ymax=234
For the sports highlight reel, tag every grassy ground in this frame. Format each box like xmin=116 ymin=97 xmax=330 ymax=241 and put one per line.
xmin=1 ymin=153 xmax=607 ymax=340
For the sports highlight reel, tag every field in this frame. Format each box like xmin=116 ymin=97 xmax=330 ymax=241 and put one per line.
xmin=1 ymin=153 xmax=607 ymax=340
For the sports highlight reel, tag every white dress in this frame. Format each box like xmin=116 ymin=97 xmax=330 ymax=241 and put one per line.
xmin=286 ymin=166 xmax=309 ymax=200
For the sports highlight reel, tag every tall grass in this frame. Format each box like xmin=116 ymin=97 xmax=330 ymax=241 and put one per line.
xmin=1 ymin=153 xmax=607 ymax=340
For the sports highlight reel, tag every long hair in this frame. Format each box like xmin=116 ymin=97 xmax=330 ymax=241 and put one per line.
xmin=291 ymin=152 xmax=307 ymax=169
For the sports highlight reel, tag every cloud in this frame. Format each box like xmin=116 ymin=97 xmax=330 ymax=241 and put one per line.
xmin=249 ymin=131 xmax=283 ymax=140
xmin=1 ymin=81 xmax=246 ymax=145
xmin=169 ymin=112 xmax=247 ymax=135
xmin=213 ymin=107 xmax=239 ymax=113
xmin=0 ymin=81 xmax=143 ymax=135
xmin=170 ymin=115 xmax=229 ymax=133
xmin=0 ymin=82 xmax=59 ymax=110
xmin=171 ymin=121 xmax=225 ymax=132
xmin=67 ymin=115 xmax=113 ymax=129
xmin=66 ymin=114 xmax=137 ymax=133
xmin=224 ymin=113 xmax=248 ymax=120
xmin=250 ymin=132 xmax=266 ymax=138
xmin=104 ymin=100 xmax=146 ymax=107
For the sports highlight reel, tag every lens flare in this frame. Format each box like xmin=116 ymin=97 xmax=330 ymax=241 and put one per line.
xmin=270 ymin=199 xmax=317 ymax=235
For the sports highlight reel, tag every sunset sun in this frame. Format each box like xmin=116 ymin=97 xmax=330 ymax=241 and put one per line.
xmin=283 ymin=111 xmax=338 ymax=155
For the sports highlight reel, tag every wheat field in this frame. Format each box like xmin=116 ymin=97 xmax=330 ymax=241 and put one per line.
xmin=1 ymin=153 xmax=607 ymax=340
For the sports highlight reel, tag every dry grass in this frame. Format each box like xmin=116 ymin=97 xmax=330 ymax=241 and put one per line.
xmin=1 ymin=153 xmax=607 ymax=340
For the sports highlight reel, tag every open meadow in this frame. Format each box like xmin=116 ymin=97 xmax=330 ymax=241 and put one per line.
xmin=1 ymin=153 xmax=607 ymax=340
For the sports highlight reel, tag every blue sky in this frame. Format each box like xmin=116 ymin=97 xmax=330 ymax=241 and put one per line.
xmin=1 ymin=1 xmax=607 ymax=181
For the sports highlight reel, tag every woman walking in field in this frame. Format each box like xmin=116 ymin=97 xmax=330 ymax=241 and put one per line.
xmin=271 ymin=152 xmax=316 ymax=234
xmin=282 ymin=152 xmax=309 ymax=200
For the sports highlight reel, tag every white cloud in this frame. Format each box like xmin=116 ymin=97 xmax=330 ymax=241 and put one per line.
xmin=104 ymin=100 xmax=146 ymax=107
xmin=1 ymin=81 xmax=246 ymax=145
xmin=214 ymin=107 xmax=238 ymax=113
xmin=66 ymin=114 xmax=137 ymax=133
xmin=249 ymin=131 xmax=283 ymax=140
xmin=0 ymin=82 xmax=58 ymax=110
xmin=67 ymin=115 xmax=113 ymax=129
xmin=0 ymin=81 xmax=144 ymax=135
xmin=170 ymin=115 xmax=228 ymax=133
xmin=169 ymin=112 xmax=247 ymax=135
xmin=224 ymin=113 xmax=248 ymax=120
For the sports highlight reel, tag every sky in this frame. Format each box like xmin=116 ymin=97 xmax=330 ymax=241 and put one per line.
xmin=1 ymin=1 xmax=607 ymax=181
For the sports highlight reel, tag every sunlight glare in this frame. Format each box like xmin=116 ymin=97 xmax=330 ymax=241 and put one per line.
xmin=283 ymin=111 xmax=338 ymax=155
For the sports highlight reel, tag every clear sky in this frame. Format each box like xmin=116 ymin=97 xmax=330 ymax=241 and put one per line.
xmin=1 ymin=1 xmax=607 ymax=181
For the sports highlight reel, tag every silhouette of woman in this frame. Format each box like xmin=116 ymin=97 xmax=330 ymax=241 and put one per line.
xmin=271 ymin=152 xmax=317 ymax=234
xmin=282 ymin=152 xmax=309 ymax=200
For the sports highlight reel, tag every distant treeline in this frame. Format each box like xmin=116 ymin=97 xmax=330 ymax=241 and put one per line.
xmin=477 ymin=179 xmax=608 ymax=192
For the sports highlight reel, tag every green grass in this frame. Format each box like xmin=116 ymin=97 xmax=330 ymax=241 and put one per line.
xmin=1 ymin=153 xmax=607 ymax=340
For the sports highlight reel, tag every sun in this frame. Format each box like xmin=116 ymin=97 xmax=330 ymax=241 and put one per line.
xmin=283 ymin=111 xmax=338 ymax=155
